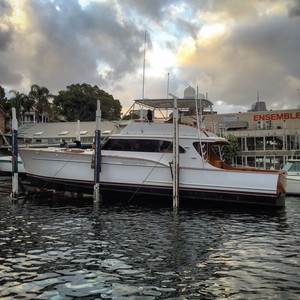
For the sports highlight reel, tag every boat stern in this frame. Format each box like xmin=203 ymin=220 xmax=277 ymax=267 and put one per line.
xmin=277 ymin=170 xmax=287 ymax=195
xmin=274 ymin=170 xmax=287 ymax=207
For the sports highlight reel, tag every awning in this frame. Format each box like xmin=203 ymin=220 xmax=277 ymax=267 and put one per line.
xmin=134 ymin=98 xmax=213 ymax=110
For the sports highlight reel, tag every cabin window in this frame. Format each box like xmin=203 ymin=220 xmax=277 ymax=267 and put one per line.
xmin=103 ymin=139 xmax=131 ymax=151
xmin=131 ymin=139 xmax=160 ymax=152
xmin=193 ymin=142 xmax=224 ymax=161
xmin=158 ymin=141 xmax=185 ymax=153
xmin=102 ymin=139 xmax=185 ymax=153
xmin=193 ymin=142 xmax=207 ymax=156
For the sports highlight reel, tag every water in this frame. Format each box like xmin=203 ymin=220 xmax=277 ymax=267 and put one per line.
xmin=0 ymin=195 xmax=299 ymax=299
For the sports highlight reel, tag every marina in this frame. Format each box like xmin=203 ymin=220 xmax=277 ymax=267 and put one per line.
xmin=16 ymin=92 xmax=287 ymax=208
xmin=1 ymin=1 xmax=299 ymax=298
xmin=10 ymin=87 xmax=300 ymax=203
xmin=0 ymin=89 xmax=297 ymax=299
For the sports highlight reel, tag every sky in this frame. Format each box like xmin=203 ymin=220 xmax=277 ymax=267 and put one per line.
xmin=1 ymin=0 xmax=300 ymax=114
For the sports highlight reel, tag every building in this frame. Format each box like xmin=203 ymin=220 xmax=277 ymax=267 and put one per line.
xmin=203 ymin=101 xmax=300 ymax=169
xmin=17 ymin=120 xmax=121 ymax=146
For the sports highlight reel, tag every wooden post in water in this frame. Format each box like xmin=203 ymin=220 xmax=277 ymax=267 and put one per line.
xmin=169 ymin=93 xmax=179 ymax=207
xmin=93 ymin=100 xmax=101 ymax=202
xmin=11 ymin=107 xmax=19 ymax=202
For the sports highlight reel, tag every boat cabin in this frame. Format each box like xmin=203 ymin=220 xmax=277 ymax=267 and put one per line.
xmin=282 ymin=160 xmax=300 ymax=174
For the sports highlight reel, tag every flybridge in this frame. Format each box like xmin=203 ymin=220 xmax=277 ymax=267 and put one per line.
xmin=253 ymin=112 xmax=300 ymax=121
xmin=134 ymin=97 xmax=213 ymax=110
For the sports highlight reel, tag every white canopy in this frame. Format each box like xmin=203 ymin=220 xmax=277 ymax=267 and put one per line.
xmin=134 ymin=98 xmax=213 ymax=110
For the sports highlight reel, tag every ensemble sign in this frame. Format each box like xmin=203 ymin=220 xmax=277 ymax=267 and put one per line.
xmin=253 ymin=112 xmax=300 ymax=121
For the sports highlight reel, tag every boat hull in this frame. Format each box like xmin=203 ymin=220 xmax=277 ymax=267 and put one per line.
xmin=19 ymin=146 xmax=286 ymax=207
xmin=26 ymin=173 xmax=285 ymax=207
xmin=286 ymin=176 xmax=300 ymax=195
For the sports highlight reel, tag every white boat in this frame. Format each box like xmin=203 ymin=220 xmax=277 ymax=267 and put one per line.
xmin=282 ymin=159 xmax=300 ymax=195
xmin=18 ymin=90 xmax=287 ymax=207
xmin=18 ymin=111 xmax=286 ymax=207
xmin=0 ymin=155 xmax=26 ymax=175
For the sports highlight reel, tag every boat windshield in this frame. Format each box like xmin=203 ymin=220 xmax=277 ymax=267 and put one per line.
xmin=282 ymin=161 xmax=300 ymax=172
xmin=102 ymin=138 xmax=185 ymax=153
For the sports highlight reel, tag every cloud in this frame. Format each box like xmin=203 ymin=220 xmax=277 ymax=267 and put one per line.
xmin=0 ymin=0 xmax=14 ymax=51
xmin=0 ymin=0 xmax=146 ymax=93
xmin=0 ymin=0 xmax=299 ymax=113
xmin=121 ymin=0 xmax=181 ymax=22
xmin=289 ymin=0 xmax=300 ymax=17
xmin=173 ymin=1 xmax=300 ymax=110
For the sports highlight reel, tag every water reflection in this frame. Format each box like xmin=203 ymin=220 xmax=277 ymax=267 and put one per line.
xmin=0 ymin=195 xmax=299 ymax=299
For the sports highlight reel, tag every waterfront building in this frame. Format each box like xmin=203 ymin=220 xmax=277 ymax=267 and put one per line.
xmin=203 ymin=101 xmax=300 ymax=170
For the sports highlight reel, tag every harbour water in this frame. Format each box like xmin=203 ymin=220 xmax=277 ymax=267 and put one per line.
xmin=0 ymin=193 xmax=299 ymax=299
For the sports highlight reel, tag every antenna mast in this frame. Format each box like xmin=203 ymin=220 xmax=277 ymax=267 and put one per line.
xmin=142 ymin=31 xmax=147 ymax=99
xmin=140 ymin=30 xmax=147 ymax=120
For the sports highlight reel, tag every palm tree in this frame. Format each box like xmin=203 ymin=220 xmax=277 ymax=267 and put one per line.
xmin=9 ymin=90 xmax=33 ymax=123
xmin=28 ymin=84 xmax=52 ymax=123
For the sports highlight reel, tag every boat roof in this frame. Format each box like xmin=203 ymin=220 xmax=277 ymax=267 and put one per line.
xmin=134 ymin=98 xmax=213 ymax=110
xmin=116 ymin=122 xmax=228 ymax=143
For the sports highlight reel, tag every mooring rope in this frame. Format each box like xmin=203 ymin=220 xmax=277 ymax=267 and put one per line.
xmin=128 ymin=142 xmax=172 ymax=203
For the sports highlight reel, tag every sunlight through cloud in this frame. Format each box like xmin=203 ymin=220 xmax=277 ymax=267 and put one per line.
xmin=200 ymin=24 xmax=226 ymax=39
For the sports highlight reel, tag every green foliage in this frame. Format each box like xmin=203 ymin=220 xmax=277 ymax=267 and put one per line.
xmin=0 ymin=85 xmax=9 ymax=112
xmin=1 ymin=84 xmax=50 ymax=123
xmin=221 ymin=134 xmax=239 ymax=164
xmin=53 ymin=83 xmax=122 ymax=121
xmin=29 ymin=84 xmax=52 ymax=122
xmin=9 ymin=90 xmax=34 ymax=122
xmin=2 ymin=83 xmax=122 ymax=123
xmin=0 ymin=85 xmax=5 ymax=101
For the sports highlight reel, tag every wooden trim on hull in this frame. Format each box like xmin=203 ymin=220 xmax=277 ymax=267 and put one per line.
xmin=27 ymin=174 xmax=285 ymax=207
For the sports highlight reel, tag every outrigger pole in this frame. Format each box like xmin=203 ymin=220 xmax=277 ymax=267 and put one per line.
xmin=169 ymin=93 xmax=179 ymax=207
xmin=93 ymin=100 xmax=101 ymax=202
xmin=11 ymin=107 xmax=18 ymax=201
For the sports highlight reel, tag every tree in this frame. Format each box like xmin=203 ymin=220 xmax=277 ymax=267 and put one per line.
xmin=53 ymin=83 xmax=122 ymax=121
xmin=0 ymin=85 xmax=5 ymax=101
xmin=9 ymin=90 xmax=34 ymax=123
xmin=29 ymin=84 xmax=53 ymax=122
xmin=221 ymin=134 xmax=239 ymax=164
xmin=0 ymin=85 xmax=9 ymax=112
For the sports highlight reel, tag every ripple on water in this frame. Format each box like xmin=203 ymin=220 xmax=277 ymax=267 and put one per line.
xmin=0 ymin=197 xmax=299 ymax=299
